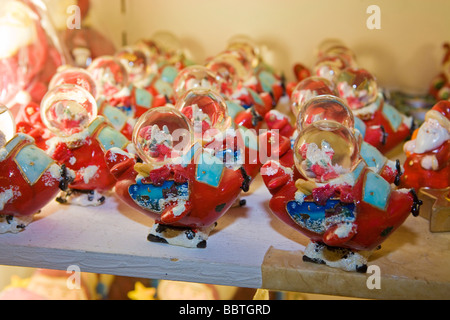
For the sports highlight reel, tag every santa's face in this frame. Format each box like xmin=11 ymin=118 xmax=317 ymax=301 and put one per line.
xmin=410 ymin=118 xmax=449 ymax=154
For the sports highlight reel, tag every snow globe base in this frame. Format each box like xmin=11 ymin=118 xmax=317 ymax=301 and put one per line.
xmin=147 ymin=223 xmax=218 ymax=248
xmin=303 ymin=242 xmax=374 ymax=273
xmin=56 ymin=189 xmax=107 ymax=207
xmin=0 ymin=214 xmax=35 ymax=234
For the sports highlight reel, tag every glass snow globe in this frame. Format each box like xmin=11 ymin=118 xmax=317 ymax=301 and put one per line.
xmin=290 ymin=76 xmax=336 ymax=117
xmin=87 ymin=56 xmax=129 ymax=98
xmin=49 ymin=67 xmax=98 ymax=99
xmin=173 ymin=65 xmax=223 ymax=102
xmin=297 ymin=95 xmax=355 ymax=131
xmin=133 ymin=107 xmax=194 ymax=166
xmin=175 ymin=88 xmax=231 ymax=142
xmin=336 ymin=68 xmax=379 ymax=110
xmin=40 ymin=84 xmax=98 ymax=137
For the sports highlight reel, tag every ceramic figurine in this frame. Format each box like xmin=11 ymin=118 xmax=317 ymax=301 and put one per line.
xmin=261 ymin=96 xmax=420 ymax=272
xmin=429 ymin=43 xmax=450 ymax=101
xmin=0 ymin=104 xmax=73 ymax=233
xmin=14 ymin=100 xmax=51 ymax=151
xmin=0 ymin=0 xmax=63 ymax=110
xmin=105 ymin=89 xmax=259 ymax=248
xmin=41 ymin=84 xmax=134 ymax=206
xmin=401 ymin=100 xmax=450 ymax=190
xmin=401 ymin=101 xmax=450 ymax=232
xmin=336 ymin=68 xmax=414 ymax=154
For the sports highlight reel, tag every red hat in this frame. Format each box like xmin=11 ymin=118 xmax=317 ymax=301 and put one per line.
xmin=426 ymin=100 xmax=450 ymax=131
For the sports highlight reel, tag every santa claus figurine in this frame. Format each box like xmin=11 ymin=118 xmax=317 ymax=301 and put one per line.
xmin=0 ymin=104 xmax=73 ymax=233
xmin=401 ymin=101 xmax=450 ymax=190
xmin=41 ymin=84 xmax=134 ymax=206
xmin=105 ymin=89 xmax=260 ymax=248
xmin=0 ymin=0 xmax=64 ymax=110
xmin=261 ymin=97 xmax=421 ymax=272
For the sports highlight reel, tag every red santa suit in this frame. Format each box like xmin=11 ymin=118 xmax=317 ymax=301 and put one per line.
xmin=401 ymin=101 xmax=450 ymax=190
xmin=47 ymin=116 xmax=132 ymax=205
xmin=0 ymin=133 xmax=70 ymax=233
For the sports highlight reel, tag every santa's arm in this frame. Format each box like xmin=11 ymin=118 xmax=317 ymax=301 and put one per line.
xmin=105 ymin=147 xmax=138 ymax=181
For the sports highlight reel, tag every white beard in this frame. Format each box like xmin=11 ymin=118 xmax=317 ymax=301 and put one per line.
xmin=412 ymin=119 xmax=449 ymax=154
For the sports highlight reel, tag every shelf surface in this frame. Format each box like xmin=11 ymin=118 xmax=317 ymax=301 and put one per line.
xmin=0 ymin=174 xmax=449 ymax=300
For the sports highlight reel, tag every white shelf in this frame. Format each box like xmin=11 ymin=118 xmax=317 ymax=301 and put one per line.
xmin=0 ymin=175 xmax=449 ymax=299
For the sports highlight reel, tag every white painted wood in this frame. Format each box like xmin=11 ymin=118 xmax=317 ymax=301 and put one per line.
xmin=0 ymin=176 xmax=307 ymax=289
xmin=0 ymin=174 xmax=449 ymax=299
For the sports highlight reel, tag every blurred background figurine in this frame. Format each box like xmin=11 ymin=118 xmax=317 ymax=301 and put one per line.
xmin=0 ymin=0 xmax=65 ymax=113
xmin=46 ymin=0 xmax=116 ymax=68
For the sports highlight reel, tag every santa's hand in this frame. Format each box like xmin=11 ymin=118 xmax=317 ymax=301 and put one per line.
xmin=160 ymin=201 xmax=192 ymax=224
xmin=323 ymin=223 xmax=357 ymax=247
xmin=421 ymin=155 xmax=439 ymax=170
xmin=105 ymin=147 xmax=137 ymax=180
xmin=261 ymin=160 xmax=293 ymax=194
xmin=264 ymin=110 xmax=295 ymax=138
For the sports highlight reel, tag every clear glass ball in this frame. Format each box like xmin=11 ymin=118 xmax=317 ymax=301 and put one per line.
xmin=317 ymin=39 xmax=346 ymax=58
xmin=321 ymin=45 xmax=357 ymax=68
xmin=336 ymin=68 xmax=379 ymax=110
xmin=226 ymin=35 xmax=261 ymax=70
xmin=314 ymin=56 xmax=349 ymax=83
xmin=132 ymin=106 xmax=193 ymax=165
xmin=206 ymin=53 xmax=247 ymax=94
xmin=49 ymin=67 xmax=98 ymax=99
xmin=290 ymin=76 xmax=336 ymax=117
xmin=40 ymin=84 xmax=97 ymax=137
xmin=115 ymin=46 xmax=148 ymax=84
xmin=175 ymin=88 xmax=231 ymax=141
xmin=151 ymin=30 xmax=182 ymax=56
xmin=87 ymin=56 xmax=128 ymax=97
xmin=294 ymin=120 xmax=360 ymax=184
xmin=173 ymin=65 xmax=223 ymax=102
xmin=297 ymin=95 xmax=354 ymax=131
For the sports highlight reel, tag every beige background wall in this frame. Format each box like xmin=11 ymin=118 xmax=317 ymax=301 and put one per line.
xmin=89 ymin=0 xmax=450 ymax=93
